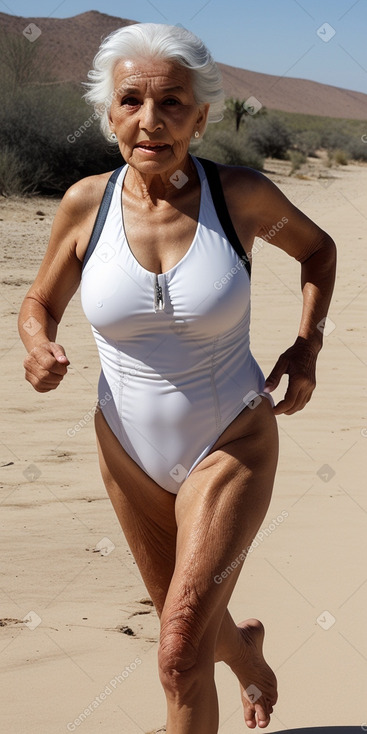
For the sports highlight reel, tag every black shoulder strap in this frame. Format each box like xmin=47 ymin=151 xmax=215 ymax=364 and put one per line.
xmin=196 ymin=156 xmax=251 ymax=279
xmin=82 ymin=166 xmax=124 ymax=271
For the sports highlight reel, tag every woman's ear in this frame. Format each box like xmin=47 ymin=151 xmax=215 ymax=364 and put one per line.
xmin=196 ymin=103 xmax=210 ymax=135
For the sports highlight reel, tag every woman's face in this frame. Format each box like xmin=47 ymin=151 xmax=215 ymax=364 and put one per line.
xmin=108 ymin=57 xmax=209 ymax=174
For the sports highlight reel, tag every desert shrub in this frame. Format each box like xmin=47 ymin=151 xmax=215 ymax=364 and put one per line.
xmin=326 ymin=150 xmax=333 ymax=168
xmin=0 ymin=30 xmax=57 ymax=90
xmin=333 ymin=149 xmax=349 ymax=165
xmin=321 ymin=127 xmax=351 ymax=151
xmin=293 ymin=130 xmax=322 ymax=157
xmin=0 ymin=83 xmax=123 ymax=194
xmin=245 ymin=116 xmax=292 ymax=159
xmin=326 ymin=148 xmax=349 ymax=167
xmin=193 ymin=130 xmax=264 ymax=169
xmin=0 ymin=147 xmax=28 ymax=195
xmin=288 ymin=150 xmax=307 ymax=174
xmin=347 ymin=136 xmax=367 ymax=161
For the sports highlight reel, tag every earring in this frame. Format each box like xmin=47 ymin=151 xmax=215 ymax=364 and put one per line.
xmin=109 ymin=132 xmax=117 ymax=141
xmin=194 ymin=131 xmax=200 ymax=139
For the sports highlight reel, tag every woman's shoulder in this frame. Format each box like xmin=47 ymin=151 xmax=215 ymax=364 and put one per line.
xmin=216 ymin=160 xmax=268 ymax=193
xmin=61 ymin=169 xmax=118 ymax=220
xmin=196 ymin=156 xmax=270 ymax=202
xmin=199 ymin=158 xmax=280 ymax=211
xmin=49 ymin=169 xmax=122 ymax=264
xmin=196 ymin=157 xmax=288 ymax=237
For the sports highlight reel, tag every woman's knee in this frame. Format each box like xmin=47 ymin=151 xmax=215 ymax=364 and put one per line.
xmin=158 ymin=608 xmax=214 ymax=696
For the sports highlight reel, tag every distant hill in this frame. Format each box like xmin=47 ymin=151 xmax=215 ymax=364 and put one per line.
xmin=1 ymin=10 xmax=367 ymax=120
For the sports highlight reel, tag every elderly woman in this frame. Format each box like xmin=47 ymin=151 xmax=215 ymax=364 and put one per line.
xmin=19 ymin=23 xmax=336 ymax=733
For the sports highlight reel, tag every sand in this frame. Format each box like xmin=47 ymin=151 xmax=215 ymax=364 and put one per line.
xmin=0 ymin=156 xmax=366 ymax=733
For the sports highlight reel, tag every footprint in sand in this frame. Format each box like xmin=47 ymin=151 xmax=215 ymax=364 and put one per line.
xmin=107 ymin=599 xmax=158 ymax=642
xmin=49 ymin=450 xmax=74 ymax=462
xmin=0 ymin=618 xmax=24 ymax=627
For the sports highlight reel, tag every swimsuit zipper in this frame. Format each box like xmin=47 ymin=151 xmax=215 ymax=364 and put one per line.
xmin=154 ymin=273 xmax=164 ymax=311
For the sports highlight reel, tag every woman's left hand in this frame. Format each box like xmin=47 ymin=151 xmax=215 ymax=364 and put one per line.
xmin=263 ymin=337 xmax=319 ymax=415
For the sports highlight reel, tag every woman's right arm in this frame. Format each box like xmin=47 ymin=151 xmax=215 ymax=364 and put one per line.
xmin=18 ymin=180 xmax=95 ymax=392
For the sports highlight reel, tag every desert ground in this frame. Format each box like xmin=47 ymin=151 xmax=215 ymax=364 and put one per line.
xmin=0 ymin=154 xmax=366 ymax=733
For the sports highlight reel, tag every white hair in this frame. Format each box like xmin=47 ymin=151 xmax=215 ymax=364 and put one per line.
xmin=83 ymin=23 xmax=225 ymax=140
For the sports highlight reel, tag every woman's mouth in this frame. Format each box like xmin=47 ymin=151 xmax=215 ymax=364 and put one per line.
xmin=135 ymin=143 xmax=171 ymax=154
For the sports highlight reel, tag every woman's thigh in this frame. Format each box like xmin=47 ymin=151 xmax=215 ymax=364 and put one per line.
xmin=160 ymin=397 xmax=279 ymax=656
xmin=94 ymin=407 xmax=178 ymax=612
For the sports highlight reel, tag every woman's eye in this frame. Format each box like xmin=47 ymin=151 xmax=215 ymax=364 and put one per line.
xmin=163 ymin=98 xmax=179 ymax=105
xmin=121 ymin=97 xmax=140 ymax=106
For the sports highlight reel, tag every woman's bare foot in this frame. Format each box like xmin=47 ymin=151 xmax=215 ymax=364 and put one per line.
xmin=228 ymin=618 xmax=278 ymax=729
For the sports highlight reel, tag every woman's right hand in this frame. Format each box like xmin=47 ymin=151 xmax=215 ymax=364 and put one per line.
xmin=23 ymin=342 xmax=70 ymax=392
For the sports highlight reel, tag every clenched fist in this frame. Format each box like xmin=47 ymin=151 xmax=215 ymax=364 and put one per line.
xmin=24 ymin=342 xmax=70 ymax=392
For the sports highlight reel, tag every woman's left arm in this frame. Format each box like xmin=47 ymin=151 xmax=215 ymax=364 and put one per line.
xmin=238 ymin=169 xmax=337 ymax=415
xmin=263 ymin=232 xmax=336 ymax=414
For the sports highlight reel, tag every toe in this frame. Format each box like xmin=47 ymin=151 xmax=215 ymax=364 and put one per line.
xmin=245 ymin=717 xmax=257 ymax=729
xmin=255 ymin=702 xmax=270 ymax=728
xmin=243 ymin=699 xmax=256 ymax=728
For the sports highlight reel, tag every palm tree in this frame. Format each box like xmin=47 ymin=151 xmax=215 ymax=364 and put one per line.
xmin=226 ymin=97 xmax=266 ymax=132
xmin=226 ymin=97 xmax=247 ymax=132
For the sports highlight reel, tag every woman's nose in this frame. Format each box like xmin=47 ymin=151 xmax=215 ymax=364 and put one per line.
xmin=139 ymin=100 xmax=163 ymax=131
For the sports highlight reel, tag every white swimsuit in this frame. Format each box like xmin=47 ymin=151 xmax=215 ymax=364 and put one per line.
xmin=81 ymin=156 xmax=272 ymax=494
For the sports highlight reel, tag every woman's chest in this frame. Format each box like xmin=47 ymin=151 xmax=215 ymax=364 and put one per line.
xmin=123 ymin=204 xmax=199 ymax=275
xmin=81 ymin=217 xmax=251 ymax=343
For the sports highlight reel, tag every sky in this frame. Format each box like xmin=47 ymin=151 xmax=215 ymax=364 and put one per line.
xmin=1 ymin=0 xmax=367 ymax=94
